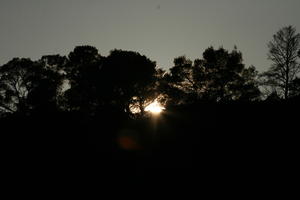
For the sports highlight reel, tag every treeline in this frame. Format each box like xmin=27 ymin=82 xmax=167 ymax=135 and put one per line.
xmin=1 ymin=26 xmax=300 ymax=119
xmin=1 ymin=26 xmax=300 ymax=176
xmin=0 ymin=45 xmax=262 ymax=117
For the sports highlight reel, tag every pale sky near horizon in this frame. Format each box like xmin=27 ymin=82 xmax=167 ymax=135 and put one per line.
xmin=1 ymin=0 xmax=300 ymax=72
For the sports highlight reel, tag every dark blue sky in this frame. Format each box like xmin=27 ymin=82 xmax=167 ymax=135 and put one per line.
xmin=1 ymin=0 xmax=300 ymax=71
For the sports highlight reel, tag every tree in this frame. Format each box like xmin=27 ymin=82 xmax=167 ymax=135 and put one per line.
xmin=0 ymin=57 xmax=65 ymax=115
xmin=27 ymin=55 xmax=67 ymax=112
xmin=63 ymin=47 xmax=158 ymax=116
xmin=129 ymin=68 xmax=166 ymax=116
xmin=261 ymin=26 xmax=300 ymax=99
xmin=197 ymin=47 xmax=260 ymax=101
xmin=164 ymin=47 xmax=261 ymax=104
xmin=63 ymin=46 xmax=103 ymax=113
xmin=0 ymin=58 xmax=40 ymax=114
xmin=101 ymin=49 xmax=157 ymax=115
xmin=162 ymin=56 xmax=207 ymax=105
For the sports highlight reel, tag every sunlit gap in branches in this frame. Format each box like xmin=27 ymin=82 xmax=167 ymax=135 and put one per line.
xmin=130 ymin=96 xmax=165 ymax=115
xmin=144 ymin=99 xmax=165 ymax=114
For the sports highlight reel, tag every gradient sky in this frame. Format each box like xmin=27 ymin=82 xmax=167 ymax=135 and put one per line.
xmin=1 ymin=0 xmax=300 ymax=72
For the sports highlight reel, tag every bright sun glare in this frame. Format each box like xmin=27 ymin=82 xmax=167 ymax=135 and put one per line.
xmin=145 ymin=100 xmax=165 ymax=114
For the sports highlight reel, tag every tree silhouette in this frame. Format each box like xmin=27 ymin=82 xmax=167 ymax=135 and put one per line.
xmin=0 ymin=58 xmax=41 ymax=114
xmin=101 ymin=49 xmax=157 ymax=115
xmin=27 ymin=55 xmax=67 ymax=113
xmin=197 ymin=47 xmax=260 ymax=101
xmin=162 ymin=56 xmax=197 ymax=105
xmin=62 ymin=46 xmax=103 ymax=113
xmin=164 ymin=47 xmax=261 ymax=104
xmin=260 ymin=26 xmax=300 ymax=99
xmin=129 ymin=68 xmax=166 ymax=116
xmin=0 ymin=56 xmax=65 ymax=115
xmin=62 ymin=47 xmax=158 ymax=116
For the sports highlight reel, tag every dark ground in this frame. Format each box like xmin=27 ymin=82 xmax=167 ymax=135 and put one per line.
xmin=1 ymin=102 xmax=298 ymax=193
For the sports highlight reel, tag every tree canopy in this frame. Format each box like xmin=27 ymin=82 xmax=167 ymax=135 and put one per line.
xmin=163 ymin=47 xmax=261 ymax=105
xmin=3 ymin=38 xmax=300 ymax=117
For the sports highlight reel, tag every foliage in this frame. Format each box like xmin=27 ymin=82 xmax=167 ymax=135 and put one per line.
xmin=62 ymin=46 xmax=103 ymax=113
xmin=163 ymin=47 xmax=261 ymax=104
xmin=101 ymin=49 xmax=157 ymax=115
xmin=0 ymin=58 xmax=43 ymax=113
xmin=61 ymin=47 xmax=159 ymax=116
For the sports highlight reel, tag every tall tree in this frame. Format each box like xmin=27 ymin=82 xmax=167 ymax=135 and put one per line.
xmin=261 ymin=26 xmax=300 ymax=99
xmin=102 ymin=49 xmax=157 ymax=115
xmin=63 ymin=46 xmax=103 ymax=113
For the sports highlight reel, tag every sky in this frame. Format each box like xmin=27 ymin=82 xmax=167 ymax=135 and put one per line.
xmin=0 ymin=0 xmax=300 ymax=72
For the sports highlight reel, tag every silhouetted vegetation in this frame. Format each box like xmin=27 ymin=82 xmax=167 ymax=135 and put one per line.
xmin=1 ymin=26 xmax=300 ymax=183
xmin=260 ymin=26 xmax=300 ymax=99
xmin=162 ymin=47 xmax=261 ymax=105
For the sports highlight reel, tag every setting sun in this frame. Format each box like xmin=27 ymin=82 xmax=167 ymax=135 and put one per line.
xmin=145 ymin=100 xmax=165 ymax=114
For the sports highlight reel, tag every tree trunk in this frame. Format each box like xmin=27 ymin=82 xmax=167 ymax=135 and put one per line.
xmin=285 ymin=64 xmax=290 ymax=100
